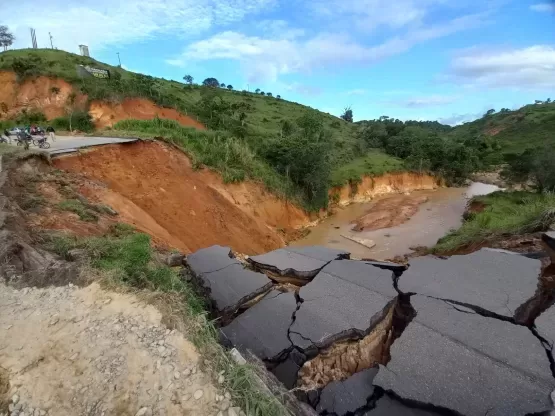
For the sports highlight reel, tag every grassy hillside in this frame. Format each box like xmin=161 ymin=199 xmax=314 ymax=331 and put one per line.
xmin=448 ymin=102 xmax=555 ymax=155
xmin=1 ymin=49 xmax=553 ymax=210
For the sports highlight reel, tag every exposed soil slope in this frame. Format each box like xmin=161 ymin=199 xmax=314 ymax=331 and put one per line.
xmin=0 ymin=71 xmax=87 ymax=119
xmin=53 ymin=141 xmax=309 ymax=254
xmin=89 ymin=98 xmax=206 ymax=130
xmin=331 ymin=172 xmax=438 ymax=206
xmin=0 ymin=71 xmax=204 ymax=130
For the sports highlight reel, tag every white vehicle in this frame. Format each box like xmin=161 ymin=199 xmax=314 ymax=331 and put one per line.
xmin=8 ymin=127 xmax=22 ymax=135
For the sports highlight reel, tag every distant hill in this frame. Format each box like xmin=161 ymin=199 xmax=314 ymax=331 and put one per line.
xmin=449 ymin=102 xmax=555 ymax=155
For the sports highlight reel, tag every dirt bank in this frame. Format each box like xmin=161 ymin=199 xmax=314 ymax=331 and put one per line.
xmin=0 ymin=71 xmax=87 ymax=119
xmin=53 ymin=141 xmax=309 ymax=254
xmin=330 ymin=172 xmax=439 ymax=206
xmin=89 ymin=98 xmax=205 ymax=130
xmin=352 ymin=194 xmax=429 ymax=232
xmin=0 ymin=71 xmax=204 ymax=130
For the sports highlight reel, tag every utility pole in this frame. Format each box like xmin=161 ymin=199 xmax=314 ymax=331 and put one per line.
xmin=49 ymin=32 xmax=54 ymax=49
xmin=116 ymin=52 xmax=121 ymax=67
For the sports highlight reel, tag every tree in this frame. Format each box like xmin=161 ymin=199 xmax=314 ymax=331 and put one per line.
xmin=0 ymin=26 xmax=14 ymax=51
xmin=502 ymin=147 xmax=555 ymax=192
xmin=220 ymin=83 xmax=226 ymax=88
xmin=202 ymin=78 xmax=220 ymax=87
xmin=266 ymin=92 xmax=272 ymax=97
xmin=485 ymin=109 xmax=496 ymax=116
xmin=227 ymin=84 xmax=233 ymax=90
xmin=255 ymin=88 xmax=260 ymax=94
xmin=260 ymin=91 xmax=265 ymax=95
xmin=547 ymin=98 xmax=552 ymax=103
xmin=183 ymin=74 xmax=194 ymax=85
xmin=535 ymin=100 xmax=543 ymax=105
xmin=340 ymin=106 xmax=353 ymax=122
xmin=277 ymin=95 xmax=281 ymax=100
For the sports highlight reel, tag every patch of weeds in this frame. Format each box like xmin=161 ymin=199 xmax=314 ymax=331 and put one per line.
xmin=19 ymin=195 xmax=45 ymax=210
xmin=57 ymin=199 xmax=99 ymax=222
xmin=110 ymin=222 xmax=135 ymax=237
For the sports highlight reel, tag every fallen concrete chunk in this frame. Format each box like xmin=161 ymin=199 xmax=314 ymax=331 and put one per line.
xmin=248 ymin=246 xmax=349 ymax=283
xmin=374 ymin=296 xmax=555 ymax=416
xmin=399 ymin=249 xmax=541 ymax=317
xmin=221 ymin=290 xmax=297 ymax=361
xmin=316 ymin=367 xmax=377 ymax=415
xmin=341 ymin=234 xmax=376 ymax=249
xmin=290 ymin=260 xmax=397 ymax=351
xmin=187 ymin=245 xmax=273 ymax=316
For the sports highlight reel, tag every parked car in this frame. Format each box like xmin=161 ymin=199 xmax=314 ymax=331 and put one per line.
xmin=8 ymin=127 xmax=22 ymax=135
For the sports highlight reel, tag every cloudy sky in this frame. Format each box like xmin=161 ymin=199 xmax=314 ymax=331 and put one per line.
xmin=4 ymin=0 xmax=554 ymax=123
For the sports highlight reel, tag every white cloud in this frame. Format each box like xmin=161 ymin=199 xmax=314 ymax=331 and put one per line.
xmin=168 ymin=11 xmax=489 ymax=82
xmin=438 ymin=112 xmax=483 ymax=126
xmin=283 ymin=83 xmax=323 ymax=96
xmin=395 ymin=94 xmax=458 ymax=107
xmin=3 ymin=0 xmax=275 ymax=53
xmin=530 ymin=3 xmax=555 ymax=12
xmin=447 ymin=45 xmax=555 ymax=89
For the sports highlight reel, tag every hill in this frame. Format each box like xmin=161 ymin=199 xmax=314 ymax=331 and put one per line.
xmin=448 ymin=102 xmax=555 ymax=156
xmin=0 ymin=49 xmax=553 ymax=210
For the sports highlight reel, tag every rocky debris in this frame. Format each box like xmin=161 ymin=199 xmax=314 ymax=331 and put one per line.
xmin=221 ymin=290 xmax=298 ymax=362
xmin=290 ymin=260 xmax=397 ymax=351
xmin=399 ymin=248 xmax=541 ymax=319
xmin=543 ymin=231 xmax=555 ymax=262
xmin=166 ymin=252 xmax=185 ymax=267
xmin=373 ymin=295 xmax=555 ymax=416
xmin=0 ymin=282 xmax=220 ymax=416
xmin=187 ymin=245 xmax=273 ymax=317
xmin=316 ymin=367 xmax=377 ymax=415
xmin=248 ymin=246 xmax=349 ymax=284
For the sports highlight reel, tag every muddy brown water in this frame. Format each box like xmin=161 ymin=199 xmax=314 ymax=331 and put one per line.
xmin=291 ymin=183 xmax=501 ymax=260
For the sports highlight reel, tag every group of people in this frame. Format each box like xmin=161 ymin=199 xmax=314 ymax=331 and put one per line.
xmin=2 ymin=125 xmax=56 ymax=144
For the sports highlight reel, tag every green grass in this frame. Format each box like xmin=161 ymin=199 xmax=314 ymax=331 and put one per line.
xmin=45 ymin=226 xmax=291 ymax=415
xmin=111 ymin=118 xmax=304 ymax=202
xmin=330 ymin=149 xmax=405 ymax=187
xmin=57 ymin=199 xmax=99 ymax=222
xmin=433 ymin=191 xmax=555 ymax=253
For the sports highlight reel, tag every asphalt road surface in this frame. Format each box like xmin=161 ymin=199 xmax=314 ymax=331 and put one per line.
xmin=4 ymin=135 xmax=137 ymax=155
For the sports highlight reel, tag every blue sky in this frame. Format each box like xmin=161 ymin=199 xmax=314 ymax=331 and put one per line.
xmin=5 ymin=0 xmax=555 ymax=124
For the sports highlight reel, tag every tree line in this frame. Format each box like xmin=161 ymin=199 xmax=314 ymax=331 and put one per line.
xmin=182 ymin=75 xmax=282 ymax=99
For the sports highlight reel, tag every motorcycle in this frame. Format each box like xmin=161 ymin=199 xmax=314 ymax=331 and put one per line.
xmin=36 ymin=137 xmax=50 ymax=149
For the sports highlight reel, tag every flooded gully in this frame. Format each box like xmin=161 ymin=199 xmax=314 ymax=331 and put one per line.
xmin=291 ymin=182 xmax=501 ymax=260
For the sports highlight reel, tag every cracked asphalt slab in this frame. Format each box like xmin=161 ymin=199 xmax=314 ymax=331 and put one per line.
xmin=248 ymin=246 xmax=349 ymax=280
xmin=399 ymin=248 xmax=542 ymax=318
xmin=220 ymin=289 xmax=297 ymax=361
xmin=186 ymin=244 xmax=555 ymax=415
xmin=186 ymin=245 xmax=273 ymax=315
xmin=373 ymin=318 xmax=555 ymax=415
xmin=290 ymin=261 xmax=397 ymax=350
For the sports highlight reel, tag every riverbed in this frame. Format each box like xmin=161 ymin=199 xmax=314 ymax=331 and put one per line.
xmin=291 ymin=183 xmax=500 ymax=260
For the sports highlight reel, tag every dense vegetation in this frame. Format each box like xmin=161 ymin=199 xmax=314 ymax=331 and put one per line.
xmin=1 ymin=49 xmax=554 ymax=210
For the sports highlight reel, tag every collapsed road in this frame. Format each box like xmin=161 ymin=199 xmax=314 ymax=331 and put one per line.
xmin=185 ymin=232 xmax=555 ymax=415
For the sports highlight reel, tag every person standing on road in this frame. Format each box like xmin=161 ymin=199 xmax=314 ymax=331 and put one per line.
xmin=3 ymin=129 xmax=10 ymax=144
xmin=46 ymin=126 xmax=56 ymax=142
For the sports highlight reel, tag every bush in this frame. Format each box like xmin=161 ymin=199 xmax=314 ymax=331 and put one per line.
xmin=15 ymin=109 xmax=47 ymax=125
xmin=57 ymin=199 xmax=98 ymax=222
xmin=51 ymin=111 xmax=94 ymax=132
